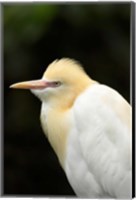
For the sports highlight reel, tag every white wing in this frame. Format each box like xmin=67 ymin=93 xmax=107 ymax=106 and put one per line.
xmin=73 ymin=83 xmax=132 ymax=198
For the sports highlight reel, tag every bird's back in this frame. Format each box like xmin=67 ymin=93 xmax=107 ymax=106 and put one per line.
xmin=65 ymin=83 xmax=132 ymax=198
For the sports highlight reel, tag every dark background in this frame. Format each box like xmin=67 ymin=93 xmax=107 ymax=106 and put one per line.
xmin=4 ymin=3 xmax=130 ymax=196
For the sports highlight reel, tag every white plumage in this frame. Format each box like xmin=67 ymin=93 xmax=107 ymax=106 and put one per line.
xmin=65 ymin=84 xmax=131 ymax=198
xmin=10 ymin=58 xmax=132 ymax=198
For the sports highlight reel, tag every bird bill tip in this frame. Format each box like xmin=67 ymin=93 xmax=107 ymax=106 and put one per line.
xmin=9 ymin=82 xmax=31 ymax=89
xmin=9 ymin=84 xmax=17 ymax=89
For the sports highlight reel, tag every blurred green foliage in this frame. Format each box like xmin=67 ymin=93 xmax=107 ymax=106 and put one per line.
xmin=4 ymin=5 xmax=58 ymax=44
xmin=4 ymin=3 xmax=131 ymax=196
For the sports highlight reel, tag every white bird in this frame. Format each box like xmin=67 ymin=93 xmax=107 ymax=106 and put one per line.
xmin=10 ymin=58 xmax=132 ymax=198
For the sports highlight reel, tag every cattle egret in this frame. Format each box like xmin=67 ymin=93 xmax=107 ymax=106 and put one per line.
xmin=10 ymin=58 xmax=132 ymax=198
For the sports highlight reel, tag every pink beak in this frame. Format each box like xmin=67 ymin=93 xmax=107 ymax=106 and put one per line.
xmin=10 ymin=79 xmax=49 ymax=90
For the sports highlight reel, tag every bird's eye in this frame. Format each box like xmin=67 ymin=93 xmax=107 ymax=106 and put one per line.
xmin=53 ymin=81 xmax=61 ymax=87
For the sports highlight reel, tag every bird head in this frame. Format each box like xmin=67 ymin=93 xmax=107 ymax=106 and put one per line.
xmin=10 ymin=58 xmax=94 ymax=110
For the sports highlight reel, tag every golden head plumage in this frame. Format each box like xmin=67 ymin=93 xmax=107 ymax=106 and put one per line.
xmin=41 ymin=58 xmax=95 ymax=110
xmin=43 ymin=58 xmax=85 ymax=79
